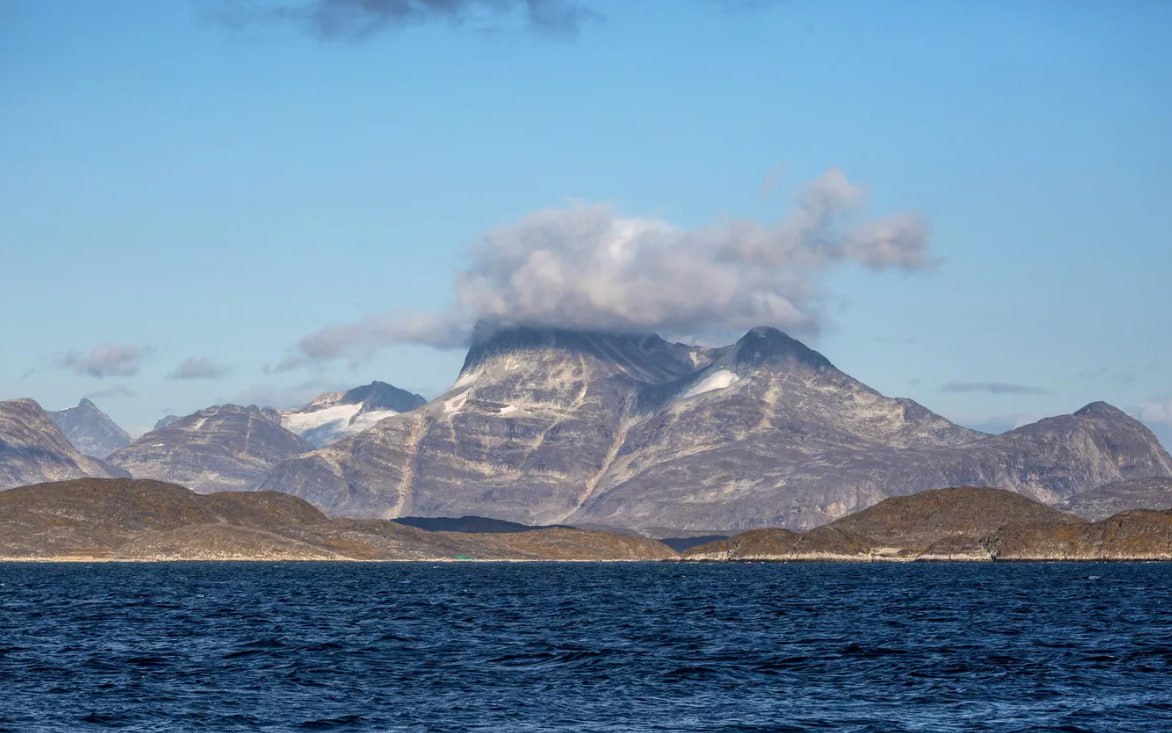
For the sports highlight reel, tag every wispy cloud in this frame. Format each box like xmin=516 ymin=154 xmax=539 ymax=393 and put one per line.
xmin=84 ymin=384 xmax=137 ymax=400
xmin=941 ymin=381 xmax=1048 ymax=395
xmin=220 ymin=0 xmax=601 ymax=40
xmin=169 ymin=357 xmax=230 ymax=380
xmin=60 ymin=344 xmax=147 ymax=378
xmin=279 ymin=168 xmax=934 ymax=368
xmin=1140 ymin=399 xmax=1172 ymax=425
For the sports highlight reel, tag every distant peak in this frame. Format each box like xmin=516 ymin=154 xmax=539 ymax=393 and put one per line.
xmin=78 ymin=397 xmax=97 ymax=409
xmin=731 ymin=327 xmax=833 ymax=371
xmin=1074 ymin=402 xmax=1128 ymax=419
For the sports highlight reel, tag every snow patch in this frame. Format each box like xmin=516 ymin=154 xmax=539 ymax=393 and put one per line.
xmin=498 ymin=405 xmax=517 ymax=415
xmin=348 ymin=409 xmax=399 ymax=432
xmin=281 ymin=403 xmax=362 ymax=435
xmin=682 ymin=369 xmax=741 ymax=399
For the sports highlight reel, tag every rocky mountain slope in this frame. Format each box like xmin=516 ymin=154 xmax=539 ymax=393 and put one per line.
xmin=0 ymin=399 xmax=125 ymax=490
xmin=280 ymin=381 xmax=426 ymax=447
xmin=261 ymin=326 xmax=1172 ymax=531
xmin=684 ymin=487 xmax=1172 ymax=561
xmin=107 ymin=405 xmax=310 ymax=493
xmin=0 ymin=478 xmax=674 ymax=561
xmin=1057 ymin=477 xmax=1172 ymax=520
xmin=49 ymin=398 xmax=131 ymax=458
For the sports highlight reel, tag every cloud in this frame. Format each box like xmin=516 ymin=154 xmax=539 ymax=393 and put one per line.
xmin=233 ymin=378 xmax=348 ymax=410
xmin=60 ymin=344 xmax=147 ymax=378
xmin=1140 ymin=399 xmax=1172 ymax=425
xmin=231 ymin=0 xmax=601 ymax=39
xmin=169 ymin=357 xmax=230 ymax=380
xmin=941 ymin=381 xmax=1048 ymax=395
xmin=84 ymin=385 xmax=137 ymax=400
xmin=280 ymin=168 xmax=934 ymax=368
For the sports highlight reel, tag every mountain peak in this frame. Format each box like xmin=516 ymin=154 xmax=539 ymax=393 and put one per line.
xmin=49 ymin=398 xmax=131 ymax=459
xmin=1074 ymin=401 xmax=1128 ymax=420
xmin=461 ymin=324 xmax=703 ymax=385
xmin=731 ymin=326 xmax=833 ymax=371
xmin=340 ymin=381 xmax=426 ymax=412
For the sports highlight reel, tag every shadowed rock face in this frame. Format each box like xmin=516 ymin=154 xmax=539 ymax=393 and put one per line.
xmin=1058 ymin=477 xmax=1172 ymax=520
xmin=0 ymin=478 xmax=675 ymax=561
xmin=261 ymin=326 xmax=1172 ymax=532
xmin=108 ymin=405 xmax=310 ymax=493
xmin=49 ymin=398 xmax=131 ymax=458
xmin=0 ymin=399 xmax=124 ymax=490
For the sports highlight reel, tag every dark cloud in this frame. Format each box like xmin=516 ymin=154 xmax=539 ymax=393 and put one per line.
xmin=169 ymin=357 xmax=231 ymax=380
xmin=60 ymin=344 xmax=147 ymax=378
xmin=84 ymin=385 xmax=137 ymax=400
xmin=280 ymin=168 xmax=934 ymax=368
xmin=941 ymin=381 xmax=1048 ymax=396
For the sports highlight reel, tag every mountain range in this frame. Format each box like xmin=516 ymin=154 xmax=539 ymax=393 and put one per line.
xmin=4 ymin=326 xmax=1171 ymax=531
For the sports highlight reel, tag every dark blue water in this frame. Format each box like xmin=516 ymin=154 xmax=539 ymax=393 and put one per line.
xmin=2 ymin=563 xmax=1170 ymax=732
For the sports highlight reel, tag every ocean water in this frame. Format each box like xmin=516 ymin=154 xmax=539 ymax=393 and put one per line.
xmin=1 ymin=562 xmax=1170 ymax=732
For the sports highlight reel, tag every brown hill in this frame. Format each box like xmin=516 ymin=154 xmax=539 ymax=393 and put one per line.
xmin=990 ymin=509 xmax=1172 ymax=560
xmin=685 ymin=486 xmax=1089 ymax=561
xmin=0 ymin=478 xmax=675 ymax=561
xmin=828 ymin=486 xmax=1081 ymax=553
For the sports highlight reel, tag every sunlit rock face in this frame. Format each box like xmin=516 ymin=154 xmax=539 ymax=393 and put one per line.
xmin=260 ymin=326 xmax=1172 ymax=532
xmin=108 ymin=405 xmax=310 ymax=493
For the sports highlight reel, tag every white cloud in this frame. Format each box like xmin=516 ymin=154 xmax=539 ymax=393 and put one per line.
xmin=169 ymin=357 xmax=230 ymax=380
xmin=60 ymin=343 xmax=146 ymax=378
xmin=280 ymin=168 xmax=934 ymax=367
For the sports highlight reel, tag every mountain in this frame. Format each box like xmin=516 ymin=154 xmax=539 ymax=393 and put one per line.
xmin=0 ymin=478 xmax=674 ymax=561
xmin=107 ymin=404 xmax=310 ymax=493
xmin=280 ymin=381 xmax=426 ymax=448
xmin=49 ymin=398 xmax=131 ymax=458
xmin=1058 ymin=477 xmax=1172 ymax=520
xmin=261 ymin=326 xmax=1172 ymax=531
xmin=263 ymin=327 xmax=716 ymax=523
xmin=0 ymin=399 xmax=126 ymax=490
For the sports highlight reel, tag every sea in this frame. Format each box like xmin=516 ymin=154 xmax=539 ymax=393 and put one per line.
xmin=1 ymin=562 xmax=1170 ymax=732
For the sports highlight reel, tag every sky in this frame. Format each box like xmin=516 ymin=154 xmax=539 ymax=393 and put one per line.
xmin=1 ymin=0 xmax=1170 ymax=446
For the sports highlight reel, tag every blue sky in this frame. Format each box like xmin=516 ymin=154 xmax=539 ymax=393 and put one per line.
xmin=2 ymin=0 xmax=1170 ymax=444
